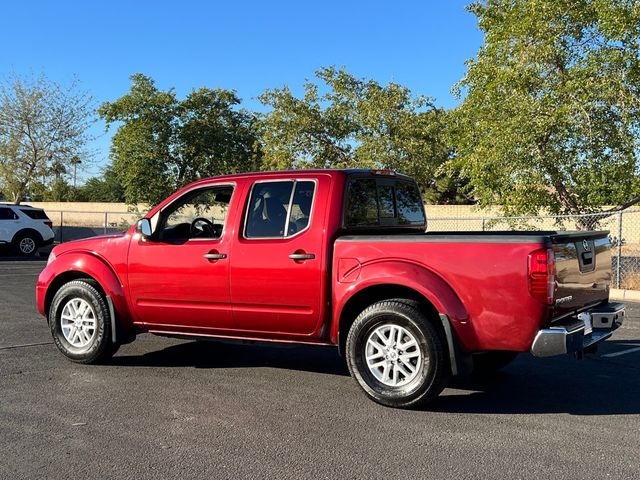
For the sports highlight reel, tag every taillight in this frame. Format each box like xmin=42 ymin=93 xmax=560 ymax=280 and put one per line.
xmin=528 ymin=248 xmax=556 ymax=305
xmin=44 ymin=221 xmax=53 ymax=229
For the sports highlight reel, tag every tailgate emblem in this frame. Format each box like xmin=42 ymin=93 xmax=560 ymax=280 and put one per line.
xmin=555 ymin=295 xmax=574 ymax=305
xmin=582 ymin=239 xmax=590 ymax=251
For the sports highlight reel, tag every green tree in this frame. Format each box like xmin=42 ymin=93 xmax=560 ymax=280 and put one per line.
xmin=448 ymin=0 xmax=640 ymax=217
xmin=179 ymin=88 xmax=261 ymax=180
xmin=46 ymin=178 xmax=72 ymax=201
xmin=76 ymin=165 xmax=125 ymax=202
xmin=0 ymin=73 xmax=94 ymax=203
xmin=258 ymin=67 xmax=453 ymax=196
xmin=99 ymin=74 xmax=261 ymax=206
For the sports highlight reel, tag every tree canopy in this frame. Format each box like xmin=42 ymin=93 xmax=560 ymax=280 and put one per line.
xmin=0 ymin=73 xmax=94 ymax=203
xmin=98 ymin=74 xmax=261 ymax=206
xmin=259 ymin=67 xmax=457 ymax=197
xmin=76 ymin=166 xmax=125 ymax=202
xmin=448 ymin=0 xmax=640 ymax=216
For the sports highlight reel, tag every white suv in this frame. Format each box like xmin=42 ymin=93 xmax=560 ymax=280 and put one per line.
xmin=0 ymin=204 xmax=55 ymax=256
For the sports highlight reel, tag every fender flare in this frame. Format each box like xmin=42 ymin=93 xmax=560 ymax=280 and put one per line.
xmin=331 ymin=259 xmax=477 ymax=351
xmin=39 ymin=250 xmax=134 ymax=341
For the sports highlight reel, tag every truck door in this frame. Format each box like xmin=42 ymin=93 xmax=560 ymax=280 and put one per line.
xmin=229 ymin=176 xmax=329 ymax=336
xmin=127 ymin=183 xmax=237 ymax=331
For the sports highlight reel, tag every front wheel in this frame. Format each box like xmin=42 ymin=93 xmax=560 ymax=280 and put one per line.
xmin=346 ymin=300 xmax=450 ymax=409
xmin=49 ymin=279 xmax=119 ymax=364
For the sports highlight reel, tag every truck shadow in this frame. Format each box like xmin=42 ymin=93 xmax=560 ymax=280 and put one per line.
xmin=111 ymin=340 xmax=351 ymax=377
xmin=112 ymin=339 xmax=640 ymax=415
xmin=430 ymin=339 xmax=640 ymax=416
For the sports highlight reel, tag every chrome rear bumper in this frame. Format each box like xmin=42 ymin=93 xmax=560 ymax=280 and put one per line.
xmin=531 ymin=302 xmax=625 ymax=358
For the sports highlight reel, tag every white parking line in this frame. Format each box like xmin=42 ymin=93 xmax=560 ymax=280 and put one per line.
xmin=0 ymin=273 xmax=39 ymax=277
xmin=602 ymin=346 xmax=640 ymax=358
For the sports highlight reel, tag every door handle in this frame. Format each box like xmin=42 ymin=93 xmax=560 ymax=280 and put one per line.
xmin=204 ymin=253 xmax=227 ymax=260
xmin=289 ymin=253 xmax=315 ymax=260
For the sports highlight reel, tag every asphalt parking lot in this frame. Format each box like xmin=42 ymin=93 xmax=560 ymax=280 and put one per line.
xmin=1 ymin=260 xmax=639 ymax=479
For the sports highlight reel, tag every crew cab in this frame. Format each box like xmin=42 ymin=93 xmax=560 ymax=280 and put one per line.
xmin=1 ymin=204 xmax=54 ymax=256
xmin=36 ymin=170 xmax=624 ymax=408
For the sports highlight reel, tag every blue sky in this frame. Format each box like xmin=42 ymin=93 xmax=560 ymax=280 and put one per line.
xmin=0 ymin=0 xmax=482 ymax=179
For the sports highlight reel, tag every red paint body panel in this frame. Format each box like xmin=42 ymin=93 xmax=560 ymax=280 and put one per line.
xmin=36 ymin=169 xmax=597 ymax=356
xmin=331 ymin=240 xmax=548 ymax=351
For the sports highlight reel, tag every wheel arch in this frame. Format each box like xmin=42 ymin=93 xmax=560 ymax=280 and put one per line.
xmin=332 ymin=260 xmax=473 ymax=356
xmin=336 ymin=284 xmax=441 ymax=356
xmin=45 ymin=270 xmax=105 ymax=319
xmin=41 ymin=252 xmax=135 ymax=341
xmin=12 ymin=228 xmax=43 ymax=244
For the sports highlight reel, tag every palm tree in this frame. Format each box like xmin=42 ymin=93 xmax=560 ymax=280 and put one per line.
xmin=70 ymin=155 xmax=81 ymax=188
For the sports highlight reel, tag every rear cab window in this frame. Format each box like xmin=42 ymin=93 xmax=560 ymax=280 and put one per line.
xmin=344 ymin=175 xmax=426 ymax=230
xmin=244 ymin=180 xmax=316 ymax=239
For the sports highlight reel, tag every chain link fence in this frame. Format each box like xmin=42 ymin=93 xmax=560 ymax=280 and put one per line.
xmin=46 ymin=209 xmax=143 ymax=244
xmin=44 ymin=207 xmax=640 ymax=290
xmin=428 ymin=209 xmax=640 ymax=290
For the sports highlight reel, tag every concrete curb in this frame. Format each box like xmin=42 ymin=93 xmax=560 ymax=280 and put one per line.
xmin=609 ymin=288 xmax=640 ymax=302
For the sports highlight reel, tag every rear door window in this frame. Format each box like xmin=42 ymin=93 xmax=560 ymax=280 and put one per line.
xmin=289 ymin=181 xmax=315 ymax=232
xmin=245 ymin=180 xmax=316 ymax=238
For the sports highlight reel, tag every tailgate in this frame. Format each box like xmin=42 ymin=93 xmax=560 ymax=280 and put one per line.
xmin=551 ymin=231 xmax=611 ymax=319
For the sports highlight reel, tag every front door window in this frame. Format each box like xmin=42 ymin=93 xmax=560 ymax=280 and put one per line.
xmin=155 ymin=186 xmax=233 ymax=242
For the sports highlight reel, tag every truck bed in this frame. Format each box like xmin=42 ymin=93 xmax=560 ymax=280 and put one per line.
xmin=334 ymin=230 xmax=612 ymax=352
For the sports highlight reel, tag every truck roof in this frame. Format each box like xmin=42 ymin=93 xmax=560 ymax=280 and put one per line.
xmin=194 ymin=168 xmax=414 ymax=183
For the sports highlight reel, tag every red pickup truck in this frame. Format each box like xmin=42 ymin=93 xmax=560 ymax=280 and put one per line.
xmin=36 ymin=169 xmax=624 ymax=408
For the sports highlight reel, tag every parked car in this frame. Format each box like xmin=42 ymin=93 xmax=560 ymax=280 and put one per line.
xmin=36 ymin=169 xmax=624 ymax=408
xmin=0 ymin=204 xmax=54 ymax=256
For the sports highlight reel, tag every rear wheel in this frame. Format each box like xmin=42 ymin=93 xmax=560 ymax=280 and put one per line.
xmin=49 ymin=279 xmax=119 ymax=363
xmin=13 ymin=231 xmax=39 ymax=256
xmin=346 ymin=300 xmax=449 ymax=409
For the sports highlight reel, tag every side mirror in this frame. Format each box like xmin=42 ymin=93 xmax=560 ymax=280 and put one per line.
xmin=136 ymin=218 xmax=152 ymax=238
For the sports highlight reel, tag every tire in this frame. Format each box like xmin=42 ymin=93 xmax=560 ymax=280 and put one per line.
xmin=346 ymin=299 xmax=450 ymax=409
xmin=472 ymin=351 xmax=518 ymax=375
xmin=49 ymin=279 xmax=119 ymax=364
xmin=13 ymin=231 xmax=39 ymax=256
